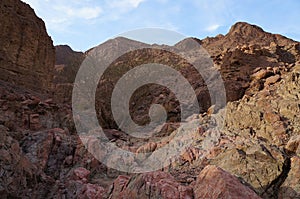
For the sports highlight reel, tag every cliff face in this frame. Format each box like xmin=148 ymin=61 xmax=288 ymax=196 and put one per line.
xmin=0 ymin=0 xmax=55 ymax=94
xmin=53 ymin=45 xmax=85 ymax=102
xmin=1 ymin=3 xmax=300 ymax=197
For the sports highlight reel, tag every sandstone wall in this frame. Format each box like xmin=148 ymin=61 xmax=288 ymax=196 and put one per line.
xmin=0 ymin=0 xmax=55 ymax=94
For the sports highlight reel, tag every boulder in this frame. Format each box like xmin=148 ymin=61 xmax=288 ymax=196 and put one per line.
xmin=193 ymin=165 xmax=261 ymax=199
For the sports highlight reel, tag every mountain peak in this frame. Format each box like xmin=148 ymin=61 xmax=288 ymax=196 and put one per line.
xmin=227 ymin=22 xmax=266 ymax=38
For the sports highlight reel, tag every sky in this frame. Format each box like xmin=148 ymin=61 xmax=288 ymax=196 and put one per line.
xmin=21 ymin=0 xmax=300 ymax=52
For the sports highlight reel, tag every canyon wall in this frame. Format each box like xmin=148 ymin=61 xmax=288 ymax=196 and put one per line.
xmin=0 ymin=0 xmax=55 ymax=94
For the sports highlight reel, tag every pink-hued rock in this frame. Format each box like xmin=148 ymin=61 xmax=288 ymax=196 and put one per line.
xmin=65 ymin=179 xmax=106 ymax=199
xmin=73 ymin=167 xmax=91 ymax=180
xmin=193 ymin=165 xmax=261 ymax=199
xmin=109 ymin=175 xmax=130 ymax=198
xmin=109 ymin=172 xmax=193 ymax=199
xmin=78 ymin=183 xmax=105 ymax=199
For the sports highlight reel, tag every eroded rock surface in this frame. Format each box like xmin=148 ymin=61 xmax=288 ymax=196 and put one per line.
xmin=1 ymin=2 xmax=300 ymax=198
xmin=0 ymin=0 xmax=55 ymax=94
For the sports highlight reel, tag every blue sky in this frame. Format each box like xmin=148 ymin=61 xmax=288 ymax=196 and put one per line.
xmin=22 ymin=0 xmax=300 ymax=51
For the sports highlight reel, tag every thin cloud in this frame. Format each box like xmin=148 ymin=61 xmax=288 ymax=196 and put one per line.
xmin=55 ymin=6 xmax=103 ymax=20
xmin=108 ymin=0 xmax=146 ymax=9
xmin=205 ymin=24 xmax=221 ymax=32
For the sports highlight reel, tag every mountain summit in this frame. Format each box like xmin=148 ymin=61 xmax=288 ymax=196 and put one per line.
xmin=201 ymin=22 xmax=298 ymax=55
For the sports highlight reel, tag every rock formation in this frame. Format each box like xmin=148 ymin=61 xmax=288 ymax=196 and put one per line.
xmin=0 ymin=1 xmax=300 ymax=198
xmin=0 ymin=0 xmax=55 ymax=94
xmin=53 ymin=45 xmax=85 ymax=102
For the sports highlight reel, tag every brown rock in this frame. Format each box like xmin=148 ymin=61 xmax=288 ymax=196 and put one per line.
xmin=193 ymin=165 xmax=261 ymax=199
xmin=252 ymin=69 xmax=273 ymax=80
xmin=285 ymin=135 xmax=300 ymax=155
xmin=265 ymin=74 xmax=281 ymax=85
xmin=0 ymin=0 xmax=55 ymax=94
xmin=264 ymin=111 xmax=281 ymax=123
xmin=279 ymin=157 xmax=300 ymax=198
xmin=136 ymin=142 xmax=157 ymax=153
xmin=211 ymin=147 xmax=283 ymax=195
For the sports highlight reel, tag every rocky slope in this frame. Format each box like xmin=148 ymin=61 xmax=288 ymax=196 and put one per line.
xmin=54 ymin=22 xmax=299 ymax=130
xmin=0 ymin=1 xmax=300 ymax=198
xmin=0 ymin=0 xmax=55 ymax=94
xmin=53 ymin=45 xmax=85 ymax=102
xmin=53 ymin=23 xmax=300 ymax=198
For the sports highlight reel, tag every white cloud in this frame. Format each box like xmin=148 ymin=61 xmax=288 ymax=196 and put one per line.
xmin=128 ymin=0 xmax=145 ymax=8
xmin=205 ymin=24 xmax=221 ymax=32
xmin=22 ymin=0 xmax=146 ymax=32
xmin=56 ymin=6 xmax=102 ymax=20
xmin=108 ymin=0 xmax=146 ymax=9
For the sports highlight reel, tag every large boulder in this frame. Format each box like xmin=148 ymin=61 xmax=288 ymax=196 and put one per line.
xmin=193 ymin=165 xmax=261 ymax=199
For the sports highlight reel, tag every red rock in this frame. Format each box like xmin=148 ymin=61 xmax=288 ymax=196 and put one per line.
xmin=109 ymin=175 xmax=130 ymax=198
xmin=50 ymin=128 xmax=66 ymax=134
xmin=109 ymin=171 xmax=193 ymax=199
xmin=73 ymin=167 xmax=91 ymax=180
xmin=180 ymin=147 xmax=201 ymax=163
xmin=78 ymin=183 xmax=105 ymax=199
xmin=44 ymin=98 xmax=54 ymax=104
xmin=193 ymin=165 xmax=261 ymax=199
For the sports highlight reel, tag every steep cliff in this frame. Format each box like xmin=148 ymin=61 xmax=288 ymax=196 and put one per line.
xmin=0 ymin=0 xmax=55 ymax=94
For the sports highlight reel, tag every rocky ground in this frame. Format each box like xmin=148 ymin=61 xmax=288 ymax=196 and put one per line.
xmin=1 ymin=0 xmax=300 ymax=199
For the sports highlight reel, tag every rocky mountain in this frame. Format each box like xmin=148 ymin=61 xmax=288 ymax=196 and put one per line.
xmin=201 ymin=22 xmax=299 ymax=56
xmin=0 ymin=0 xmax=55 ymax=95
xmin=53 ymin=45 xmax=85 ymax=102
xmin=83 ymin=23 xmax=299 ymax=130
xmin=0 ymin=0 xmax=300 ymax=198
xmin=54 ymin=45 xmax=85 ymax=84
